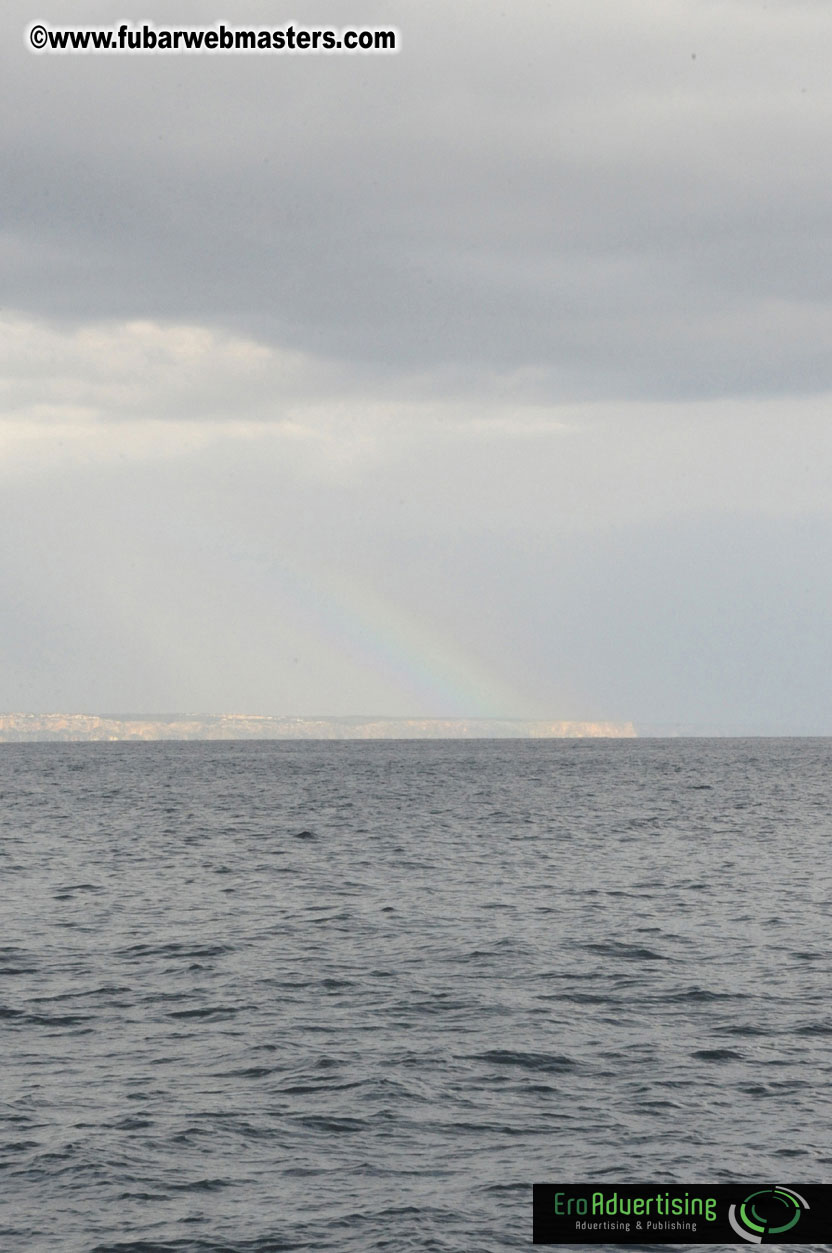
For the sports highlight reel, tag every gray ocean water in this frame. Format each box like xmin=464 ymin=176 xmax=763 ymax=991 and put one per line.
xmin=2 ymin=738 xmax=831 ymax=1252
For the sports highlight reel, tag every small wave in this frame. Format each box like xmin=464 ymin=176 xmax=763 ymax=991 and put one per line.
xmin=167 ymin=1178 xmax=232 ymax=1193
xmin=114 ymin=1191 xmax=168 ymax=1202
xmin=90 ymin=1238 xmax=298 ymax=1252
xmin=795 ymin=1019 xmax=832 ymax=1035
xmin=116 ymin=942 xmax=235 ymax=960
xmin=661 ymin=987 xmax=747 ymax=1003
xmin=278 ymin=1080 xmax=364 ymax=1095
xmin=219 ymin=1066 xmax=278 ymax=1079
xmin=0 ymin=1006 xmax=93 ymax=1026
xmin=295 ymin=1114 xmax=367 ymax=1132
xmin=31 ymin=986 xmax=131 ymax=1008
xmin=714 ymin=1022 xmax=772 ymax=1036
xmin=580 ymin=941 xmax=670 ymax=961
xmin=547 ymin=991 xmax=618 ymax=1005
xmin=464 ymin=1049 xmax=577 ymax=1072
xmin=29 ymin=1012 xmax=93 ymax=1027
xmin=167 ymin=1006 xmax=238 ymax=1020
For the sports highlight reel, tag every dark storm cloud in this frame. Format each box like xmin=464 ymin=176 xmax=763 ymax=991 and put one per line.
xmin=4 ymin=0 xmax=832 ymax=401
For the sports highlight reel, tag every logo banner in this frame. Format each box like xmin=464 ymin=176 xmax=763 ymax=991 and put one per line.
xmin=533 ymin=1183 xmax=832 ymax=1244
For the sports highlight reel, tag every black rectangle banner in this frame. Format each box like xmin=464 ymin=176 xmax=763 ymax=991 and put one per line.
xmin=533 ymin=1183 xmax=832 ymax=1244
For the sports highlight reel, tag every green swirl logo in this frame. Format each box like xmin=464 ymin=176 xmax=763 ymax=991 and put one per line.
xmin=728 ymin=1187 xmax=808 ymax=1243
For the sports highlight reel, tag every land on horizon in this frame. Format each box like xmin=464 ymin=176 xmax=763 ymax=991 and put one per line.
xmin=0 ymin=713 xmax=637 ymax=741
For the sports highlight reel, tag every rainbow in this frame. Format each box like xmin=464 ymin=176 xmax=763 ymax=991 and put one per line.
xmin=277 ymin=560 xmax=527 ymax=717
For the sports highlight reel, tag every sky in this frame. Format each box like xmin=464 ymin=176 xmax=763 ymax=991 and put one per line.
xmin=2 ymin=0 xmax=832 ymax=731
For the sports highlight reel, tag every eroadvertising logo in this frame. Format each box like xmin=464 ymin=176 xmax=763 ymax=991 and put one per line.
xmin=532 ymin=1183 xmax=832 ymax=1244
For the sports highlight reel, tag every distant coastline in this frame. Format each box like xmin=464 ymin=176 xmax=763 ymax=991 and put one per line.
xmin=0 ymin=713 xmax=637 ymax=742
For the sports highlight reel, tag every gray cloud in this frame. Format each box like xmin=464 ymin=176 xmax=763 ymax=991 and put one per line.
xmin=5 ymin=0 xmax=832 ymax=399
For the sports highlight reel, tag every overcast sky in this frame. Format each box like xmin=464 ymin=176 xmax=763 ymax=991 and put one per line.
xmin=2 ymin=0 xmax=832 ymax=731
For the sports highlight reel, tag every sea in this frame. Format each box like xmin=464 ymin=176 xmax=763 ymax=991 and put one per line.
xmin=1 ymin=737 xmax=831 ymax=1252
